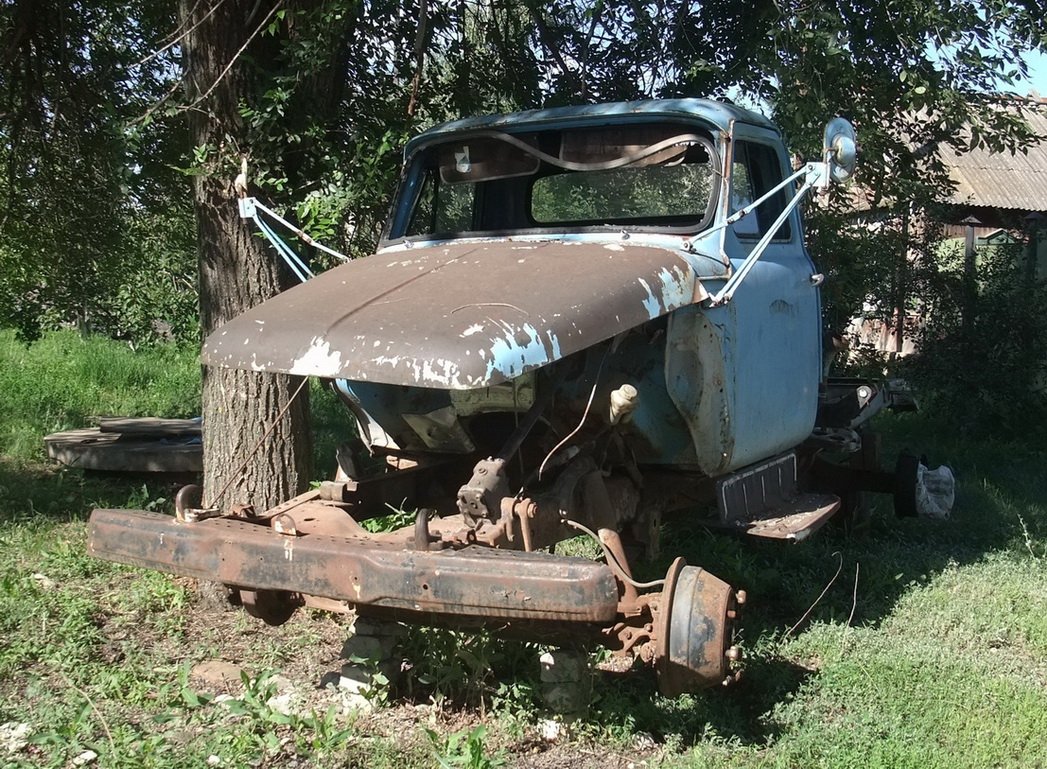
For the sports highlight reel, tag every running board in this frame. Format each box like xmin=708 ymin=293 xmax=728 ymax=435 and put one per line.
xmin=714 ymin=494 xmax=840 ymax=541
xmin=714 ymin=453 xmax=841 ymax=541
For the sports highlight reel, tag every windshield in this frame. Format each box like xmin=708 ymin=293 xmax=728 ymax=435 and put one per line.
xmin=391 ymin=122 xmax=718 ymax=241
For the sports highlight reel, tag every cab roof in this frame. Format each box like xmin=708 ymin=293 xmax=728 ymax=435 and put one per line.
xmin=405 ymin=98 xmax=777 ymax=156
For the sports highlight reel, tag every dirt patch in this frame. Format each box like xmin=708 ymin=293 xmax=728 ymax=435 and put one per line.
xmin=505 ymin=743 xmax=652 ymax=769
xmin=189 ymin=660 xmax=244 ymax=689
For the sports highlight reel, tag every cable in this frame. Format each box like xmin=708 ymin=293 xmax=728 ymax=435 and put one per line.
xmin=461 ymin=130 xmax=714 ymax=173
xmin=255 ymin=216 xmax=314 ymax=282
xmin=562 ymin=518 xmax=665 ymax=590
xmin=204 ymin=375 xmax=310 ymax=510
xmin=250 ymin=199 xmax=349 ymax=262
xmin=538 ymin=380 xmax=596 ymax=481
xmin=782 ymin=551 xmax=844 ymax=640
xmin=537 ymin=346 xmax=610 ymax=480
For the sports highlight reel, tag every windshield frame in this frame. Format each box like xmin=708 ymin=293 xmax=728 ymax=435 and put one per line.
xmin=382 ymin=119 xmax=722 ymax=245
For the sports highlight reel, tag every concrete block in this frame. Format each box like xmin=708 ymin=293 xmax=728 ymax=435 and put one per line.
xmin=539 ymin=650 xmax=589 ymax=683
xmin=540 ymin=681 xmax=591 ymax=714
xmin=340 ymin=633 xmax=397 ymax=661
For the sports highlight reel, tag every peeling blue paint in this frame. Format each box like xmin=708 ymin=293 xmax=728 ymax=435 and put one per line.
xmin=485 ymin=322 xmax=558 ymax=381
xmin=638 ymin=279 xmax=662 ymax=317
xmin=202 ymin=240 xmax=710 ymax=390
xmin=638 ymin=265 xmax=695 ymax=318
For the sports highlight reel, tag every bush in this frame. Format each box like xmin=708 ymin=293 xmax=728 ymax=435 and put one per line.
xmin=903 ymin=240 xmax=1047 ymax=435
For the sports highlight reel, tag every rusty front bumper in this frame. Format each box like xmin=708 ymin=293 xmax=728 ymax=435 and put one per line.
xmin=88 ymin=509 xmax=619 ymax=623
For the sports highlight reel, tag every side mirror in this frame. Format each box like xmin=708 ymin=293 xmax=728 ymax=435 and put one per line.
xmin=823 ymin=118 xmax=857 ymax=183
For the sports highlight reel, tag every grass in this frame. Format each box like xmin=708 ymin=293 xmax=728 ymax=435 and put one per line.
xmin=0 ymin=329 xmax=357 ymax=476
xmin=0 ymin=332 xmax=1046 ymax=767
xmin=634 ymin=415 xmax=1047 ymax=768
xmin=712 ymin=555 xmax=1047 ymax=768
xmin=0 ymin=330 xmax=201 ymax=462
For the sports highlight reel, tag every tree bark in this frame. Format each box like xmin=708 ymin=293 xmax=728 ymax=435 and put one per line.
xmin=181 ymin=0 xmax=311 ymax=512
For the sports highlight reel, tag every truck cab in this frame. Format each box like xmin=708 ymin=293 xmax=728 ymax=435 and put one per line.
xmin=90 ymin=99 xmax=905 ymax=696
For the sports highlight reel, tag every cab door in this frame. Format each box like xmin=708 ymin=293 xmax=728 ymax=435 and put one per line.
xmin=666 ymin=122 xmax=823 ymax=475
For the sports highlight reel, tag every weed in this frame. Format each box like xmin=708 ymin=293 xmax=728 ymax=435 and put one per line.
xmin=426 ymin=724 xmax=503 ymax=769
xmin=361 ymin=505 xmax=418 ymax=533
xmin=1016 ymin=512 xmax=1043 ymax=561
xmin=397 ymin=626 xmax=542 ymax=714
xmin=190 ymin=671 xmax=357 ymax=761
xmin=122 ymin=483 xmax=170 ymax=513
xmin=221 ymin=671 xmax=291 ymax=724
xmin=342 ymin=653 xmax=394 ymax=707
xmin=295 ymin=705 xmax=355 ymax=755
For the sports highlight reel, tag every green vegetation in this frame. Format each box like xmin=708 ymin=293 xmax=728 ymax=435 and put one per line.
xmin=3 ymin=0 xmax=1045 ymax=352
xmin=0 ymin=329 xmax=358 ymax=476
xmin=530 ymin=158 xmax=714 ymax=226
xmin=902 ymin=238 xmax=1047 ymax=436
xmin=0 ymin=330 xmax=1045 ymax=768
xmin=0 ymin=330 xmax=200 ymax=462
xmin=1 ymin=4 xmax=1045 ymax=765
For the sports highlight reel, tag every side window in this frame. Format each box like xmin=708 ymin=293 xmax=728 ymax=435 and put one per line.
xmin=731 ymin=142 xmax=791 ymax=240
xmin=405 ymin=173 xmax=435 ymax=236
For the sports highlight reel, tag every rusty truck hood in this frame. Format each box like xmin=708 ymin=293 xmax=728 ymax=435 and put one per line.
xmin=202 ymin=240 xmax=707 ymax=389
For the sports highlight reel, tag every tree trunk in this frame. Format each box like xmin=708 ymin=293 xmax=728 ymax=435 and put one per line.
xmin=892 ymin=206 xmax=910 ymax=356
xmin=181 ymin=0 xmax=311 ymax=512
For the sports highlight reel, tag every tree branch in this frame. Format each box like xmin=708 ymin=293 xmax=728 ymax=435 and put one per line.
xmin=406 ymin=0 xmax=429 ymax=117
xmin=522 ymin=1 xmax=575 ymax=90
xmin=182 ymin=0 xmax=283 ymax=111
xmin=136 ymin=0 xmax=230 ymax=68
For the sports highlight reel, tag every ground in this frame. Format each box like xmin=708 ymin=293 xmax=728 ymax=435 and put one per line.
xmin=3 ymin=420 xmax=1047 ymax=769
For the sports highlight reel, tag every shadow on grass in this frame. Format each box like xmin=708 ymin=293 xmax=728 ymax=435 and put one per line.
xmin=309 ymin=412 xmax=1047 ymax=749
xmin=589 ymin=654 xmax=815 ymax=746
xmin=662 ymin=413 xmax=1046 ymax=629
xmin=0 ymin=457 xmax=186 ymax=524
xmin=571 ymin=411 xmax=1047 ymax=746
xmin=7 ymin=410 xmax=1044 ymax=750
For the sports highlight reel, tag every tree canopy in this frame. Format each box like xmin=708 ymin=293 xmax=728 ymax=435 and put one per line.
xmin=1 ymin=0 xmax=1046 ymax=463
xmin=2 ymin=0 xmax=1044 ymax=343
xmin=0 ymin=0 xmax=194 ymax=342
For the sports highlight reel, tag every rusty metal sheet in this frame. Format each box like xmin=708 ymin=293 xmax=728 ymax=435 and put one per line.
xmin=201 ymin=241 xmax=704 ymax=389
xmin=713 ymin=494 xmax=840 ymax=541
xmin=739 ymin=497 xmax=840 ymax=541
xmin=88 ymin=508 xmax=619 ymax=622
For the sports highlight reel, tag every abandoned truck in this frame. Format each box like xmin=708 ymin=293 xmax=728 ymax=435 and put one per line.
xmin=89 ymin=99 xmax=920 ymax=695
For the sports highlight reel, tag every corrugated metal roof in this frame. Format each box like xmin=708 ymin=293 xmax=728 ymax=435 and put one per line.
xmin=942 ymin=102 xmax=1047 ymax=211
